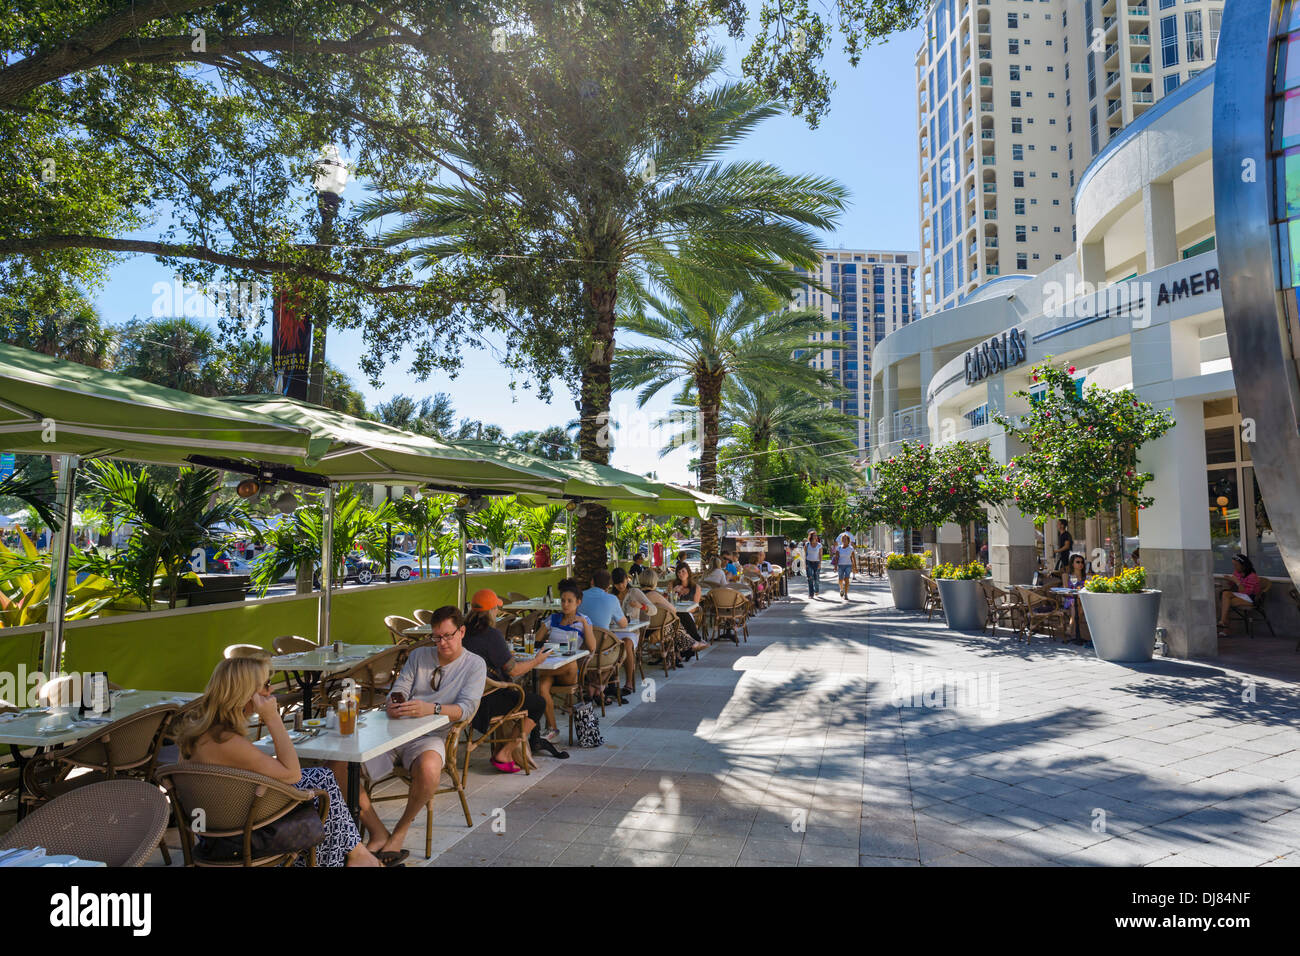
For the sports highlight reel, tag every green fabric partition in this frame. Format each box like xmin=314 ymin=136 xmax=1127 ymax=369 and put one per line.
xmin=0 ymin=628 xmax=44 ymax=702
xmin=62 ymin=566 xmax=570 ymax=692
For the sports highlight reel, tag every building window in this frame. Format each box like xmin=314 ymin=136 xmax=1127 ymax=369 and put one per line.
xmin=1012 ymin=144 xmax=1024 ymax=160
xmin=1009 ymin=38 xmax=1019 ymax=54
xmin=1161 ymin=15 xmax=1180 ymax=68
xmin=1185 ymin=10 xmax=1203 ymax=61
xmin=1090 ymin=105 xmax=1099 ymax=156
xmin=1011 ymin=117 xmax=1023 ymax=133
xmin=1164 ymin=73 xmax=1181 ymax=94
xmin=1008 ymin=12 xmax=1018 ymax=28
xmin=1011 ymin=90 xmax=1021 ymax=107
xmin=1017 ymin=255 xmax=1028 ymax=270
xmin=1087 ymin=52 xmax=1096 ymax=100
xmin=1013 ymin=171 xmax=1025 ymax=187
xmin=1010 ymin=65 xmax=1020 ymax=81
xmin=1016 ymin=226 xmax=1027 ymax=242
xmin=1015 ymin=198 xmax=1026 ymax=215
xmin=1210 ymin=9 xmax=1223 ymax=58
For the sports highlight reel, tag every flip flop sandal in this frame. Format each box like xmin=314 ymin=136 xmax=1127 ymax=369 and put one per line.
xmin=376 ymin=849 xmax=409 ymax=867
xmin=536 ymin=737 xmax=570 ymax=759
xmin=490 ymin=758 xmax=522 ymax=773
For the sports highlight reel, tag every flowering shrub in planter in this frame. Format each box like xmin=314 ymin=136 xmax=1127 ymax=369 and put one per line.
xmin=886 ymin=550 xmax=931 ymax=571
xmin=932 ymin=561 xmax=989 ymax=581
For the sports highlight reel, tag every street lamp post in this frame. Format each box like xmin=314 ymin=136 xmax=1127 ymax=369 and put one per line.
xmin=307 ymin=145 xmax=348 ymax=406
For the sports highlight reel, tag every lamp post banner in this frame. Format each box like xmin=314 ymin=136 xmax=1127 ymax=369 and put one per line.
xmin=272 ymin=283 xmax=312 ymax=401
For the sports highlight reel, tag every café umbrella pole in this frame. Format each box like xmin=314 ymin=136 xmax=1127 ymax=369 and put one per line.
xmin=458 ymin=510 xmax=468 ymax=611
xmin=43 ymin=454 xmax=80 ymax=675
xmin=318 ymin=483 xmax=335 ymax=646
xmin=565 ymin=509 xmax=573 ymax=569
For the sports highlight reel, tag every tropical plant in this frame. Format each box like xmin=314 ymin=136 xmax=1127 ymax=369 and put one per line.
xmin=864 ymin=441 xmax=947 ymax=556
xmin=0 ymin=530 xmax=120 ymax=627
xmin=393 ymin=493 xmax=455 ymax=578
xmin=930 ymin=442 xmax=1006 ymax=562
xmin=885 ymin=551 xmax=931 ymax=571
xmin=521 ymin=505 xmax=566 ymax=555
xmin=801 ymin=480 xmax=851 ymax=542
xmin=80 ymin=461 xmax=247 ymax=609
xmin=249 ymin=485 xmax=396 ymax=596
xmin=611 ymin=513 xmax=652 ymax=562
xmin=373 ymin=394 xmax=457 ymax=437
xmin=992 ymin=359 xmax=1175 ymax=565
xmin=932 ymin=561 xmax=988 ymax=581
xmin=0 ymin=293 xmax=115 ymax=368
xmin=0 ymin=465 xmax=59 ymax=530
xmin=613 ymin=282 xmax=841 ymax=558
xmin=466 ymin=496 xmax=522 ymax=569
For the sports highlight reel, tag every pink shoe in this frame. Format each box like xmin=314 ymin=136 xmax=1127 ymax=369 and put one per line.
xmin=490 ymin=758 xmax=521 ymax=774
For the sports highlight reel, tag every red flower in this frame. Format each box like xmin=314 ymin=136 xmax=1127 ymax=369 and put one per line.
xmin=1068 ymin=365 xmax=1076 ymax=374
xmin=1032 ymin=374 xmax=1039 ymax=383
xmin=949 ymin=488 xmax=956 ymax=494
xmin=902 ymin=485 xmax=908 ymax=492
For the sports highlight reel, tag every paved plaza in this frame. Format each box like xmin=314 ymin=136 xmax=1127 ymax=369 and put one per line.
xmin=390 ymin=572 xmax=1300 ymax=867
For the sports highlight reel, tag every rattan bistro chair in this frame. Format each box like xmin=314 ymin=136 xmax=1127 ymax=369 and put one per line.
xmin=366 ymin=721 xmax=474 ymax=859
xmin=922 ymin=576 xmax=943 ymax=621
xmin=22 ymin=704 xmax=179 ymax=809
xmin=272 ymin=635 xmax=315 ymax=655
xmin=709 ymin=587 xmax=749 ymax=645
xmin=458 ymin=678 xmax=531 ymax=779
xmin=508 ymin=591 xmax=530 ymax=604
xmin=156 ymin=763 xmax=328 ymax=867
xmin=586 ymin=628 xmax=629 ymax=707
xmin=1016 ymin=586 xmax=1069 ymax=643
xmin=412 ymin=608 xmax=435 ymax=628
xmin=315 ymin=644 xmax=406 ymax=712
xmin=981 ymin=581 xmax=1027 ymax=640
xmin=639 ymin=605 xmax=678 ymax=677
xmin=1 ymin=778 xmax=170 ymax=867
xmin=385 ymin=614 xmax=423 ymax=645
xmin=546 ymin=647 xmax=595 ymax=747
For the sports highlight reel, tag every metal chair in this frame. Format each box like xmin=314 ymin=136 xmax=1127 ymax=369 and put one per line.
xmin=1230 ymin=577 xmax=1277 ymax=638
xmin=981 ymin=580 xmax=1026 ymax=639
xmin=1 ymin=778 xmax=170 ymax=867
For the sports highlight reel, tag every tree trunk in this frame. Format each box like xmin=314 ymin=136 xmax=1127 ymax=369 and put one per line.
xmin=961 ymin=521 xmax=971 ymax=564
xmin=903 ymin=527 xmax=913 ymax=556
xmin=697 ymin=372 xmax=724 ymax=561
xmin=296 ymin=561 xmax=313 ymax=596
xmin=574 ymin=270 xmax=618 ymax=585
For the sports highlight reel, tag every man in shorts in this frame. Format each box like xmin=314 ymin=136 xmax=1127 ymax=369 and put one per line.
xmin=359 ymin=605 xmax=485 ymax=859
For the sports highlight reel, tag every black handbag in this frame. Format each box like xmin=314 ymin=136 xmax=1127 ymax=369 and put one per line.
xmin=195 ymin=801 xmax=326 ymax=863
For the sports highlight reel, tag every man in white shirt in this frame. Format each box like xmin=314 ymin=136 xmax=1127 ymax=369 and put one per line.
xmin=804 ymin=532 xmax=823 ymax=596
xmin=832 ymin=533 xmax=857 ymax=600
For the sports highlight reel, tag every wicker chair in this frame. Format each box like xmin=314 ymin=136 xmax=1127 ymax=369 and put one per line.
xmin=22 ymin=704 xmax=179 ymax=808
xmin=586 ymin=628 xmax=629 ymax=707
xmin=981 ymin=581 xmax=1027 ymax=639
xmin=315 ymin=644 xmax=405 ymax=711
xmin=385 ymin=614 xmax=422 ymax=644
xmin=507 ymin=591 xmax=530 ymax=604
xmin=1 ymin=778 xmax=170 ymax=867
xmin=922 ymin=576 xmax=943 ymax=621
xmin=1016 ymin=586 xmax=1068 ymax=643
xmin=457 ymin=678 xmax=530 ymax=779
xmin=1230 ymin=577 xmax=1277 ymax=638
xmin=638 ymin=605 xmax=678 ymax=677
xmin=545 ymin=647 xmax=595 ymax=747
xmin=709 ymin=587 xmax=749 ymax=645
xmin=412 ymin=608 xmax=434 ymax=628
xmin=224 ymin=643 xmax=267 ymax=659
xmin=155 ymin=763 xmax=328 ymax=867
xmin=272 ymin=635 xmax=315 ymax=655
xmin=366 ymin=723 xmax=474 ymax=859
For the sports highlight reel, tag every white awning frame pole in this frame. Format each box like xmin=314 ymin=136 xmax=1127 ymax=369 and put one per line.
xmin=43 ymin=454 xmax=80 ymax=675
xmin=318 ymin=483 xmax=335 ymax=646
xmin=458 ymin=512 xmax=468 ymax=611
xmin=565 ymin=509 xmax=573 ymax=570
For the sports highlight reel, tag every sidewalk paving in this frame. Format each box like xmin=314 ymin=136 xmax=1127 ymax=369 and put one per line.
xmin=416 ymin=573 xmax=1300 ymax=867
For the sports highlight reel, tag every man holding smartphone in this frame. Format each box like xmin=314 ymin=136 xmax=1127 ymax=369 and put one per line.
xmin=352 ymin=605 xmax=485 ymax=863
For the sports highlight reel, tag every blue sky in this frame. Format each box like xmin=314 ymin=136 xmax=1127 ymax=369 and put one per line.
xmin=89 ymin=22 xmax=925 ymax=484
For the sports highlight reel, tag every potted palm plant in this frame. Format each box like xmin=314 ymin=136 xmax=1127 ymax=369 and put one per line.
xmin=467 ymin=496 xmax=520 ymax=571
xmin=932 ymin=561 xmax=991 ymax=631
xmin=994 ymin=360 xmax=1175 ymax=662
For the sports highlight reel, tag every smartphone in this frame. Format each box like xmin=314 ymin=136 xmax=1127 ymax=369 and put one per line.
xmin=390 ymin=692 xmax=406 ymax=705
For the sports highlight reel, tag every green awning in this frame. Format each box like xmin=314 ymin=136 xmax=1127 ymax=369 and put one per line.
xmin=0 ymin=343 xmax=314 ymax=465
xmin=217 ymin=396 xmax=569 ymax=495
xmin=448 ymin=441 xmax=655 ymax=502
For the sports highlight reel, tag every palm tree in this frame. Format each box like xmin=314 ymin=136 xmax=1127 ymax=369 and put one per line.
xmin=114 ymin=317 xmax=221 ymax=395
xmin=373 ymin=393 xmax=456 ymax=437
xmin=716 ymin=374 xmax=859 ymax=502
xmin=361 ymin=62 xmax=845 ymax=582
xmin=1 ymin=295 xmax=115 ymax=368
xmin=612 ymin=283 xmax=839 ymax=558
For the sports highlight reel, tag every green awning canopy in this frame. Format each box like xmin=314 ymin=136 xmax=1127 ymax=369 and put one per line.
xmin=447 ymin=441 xmax=655 ymax=503
xmin=216 ymin=396 xmax=570 ymax=495
xmin=0 ymin=343 xmax=315 ymax=466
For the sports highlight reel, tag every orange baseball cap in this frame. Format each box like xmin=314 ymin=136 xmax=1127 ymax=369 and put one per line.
xmin=470 ymin=589 xmax=503 ymax=611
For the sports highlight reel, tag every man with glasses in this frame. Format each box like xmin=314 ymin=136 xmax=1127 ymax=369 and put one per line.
xmin=357 ymin=605 xmax=485 ymax=861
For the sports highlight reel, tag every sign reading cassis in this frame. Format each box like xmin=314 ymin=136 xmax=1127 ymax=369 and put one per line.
xmin=965 ymin=328 xmax=1028 ymax=385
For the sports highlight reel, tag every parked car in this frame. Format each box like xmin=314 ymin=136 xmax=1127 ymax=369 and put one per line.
xmin=505 ymin=543 xmax=534 ymax=569
xmin=383 ymin=550 xmax=421 ymax=581
xmin=425 ymin=553 xmax=492 ymax=576
xmin=466 ymin=542 xmax=492 ymax=558
xmin=673 ymin=548 xmax=702 ymax=572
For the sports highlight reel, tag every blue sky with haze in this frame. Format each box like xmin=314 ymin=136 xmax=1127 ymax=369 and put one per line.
xmin=89 ymin=22 xmax=924 ymax=484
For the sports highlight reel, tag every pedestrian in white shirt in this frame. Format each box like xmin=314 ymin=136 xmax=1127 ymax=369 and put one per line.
xmin=804 ymin=532 xmax=823 ymax=597
xmin=833 ymin=533 xmax=857 ymax=601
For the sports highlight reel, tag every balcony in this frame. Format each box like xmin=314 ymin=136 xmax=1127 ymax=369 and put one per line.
xmin=1130 ymin=33 xmax=1150 ymax=45
xmin=1107 ymin=98 xmax=1123 ymax=117
xmin=978 ymin=23 xmax=990 ymax=34
xmin=981 ymin=129 xmax=995 ymax=140
xmin=1106 ymin=71 xmax=1119 ymax=88
xmin=1132 ymin=61 xmax=1152 ymax=73
xmin=983 ymin=210 xmax=998 ymax=220
xmin=981 ymin=155 xmax=996 ymax=165
xmin=986 ymin=266 xmax=1000 ymax=276
xmin=892 ymin=405 xmax=928 ymax=442
xmin=984 ymin=238 xmax=998 ymax=248
xmin=1130 ymin=5 xmax=1149 ymax=16
xmin=980 ymin=76 xmax=993 ymax=86
xmin=980 ymin=102 xmax=994 ymax=112
xmin=1133 ymin=90 xmax=1154 ymax=104
xmin=1105 ymin=44 xmax=1119 ymax=60
xmin=983 ymin=183 xmax=997 ymax=193
xmin=1103 ymin=16 xmax=1116 ymax=31
xmin=979 ymin=48 xmax=992 ymax=59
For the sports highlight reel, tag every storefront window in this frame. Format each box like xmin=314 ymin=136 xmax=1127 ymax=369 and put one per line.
xmin=1204 ymin=426 xmax=1237 ymax=464
xmin=1207 ymin=471 xmax=1241 ymax=573
xmin=1248 ymin=469 xmax=1290 ymax=576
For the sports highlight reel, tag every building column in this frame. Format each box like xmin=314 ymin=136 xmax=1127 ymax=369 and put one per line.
xmin=986 ymin=379 xmax=1038 ymax=587
xmin=881 ymin=362 xmax=899 ymax=448
xmin=1143 ymin=182 xmax=1179 ymax=273
xmin=1132 ymin=319 xmax=1216 ymax=658
xmin=1080 ymin=240 xmax=1106 ymax=287
xmin=937 ymin=522 xmax=964 ymax=565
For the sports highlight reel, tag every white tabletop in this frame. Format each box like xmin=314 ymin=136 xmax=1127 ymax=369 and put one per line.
xmin=609 ymin=619 xmax=650 ymax=637
xmin=270 ymin=643 xmax=382 ymax=674
xmin=514 ymin=648 xmax=590 ymax=671
xmin=502 ymin=598 xmax=562 ymax=613
xmin=255 ymin=711 xmax=448 ymax=763
xmin=0 ymin=690 xmax=199 ymax=748
xmin=673 ymin=601 xmax=700 ymax=613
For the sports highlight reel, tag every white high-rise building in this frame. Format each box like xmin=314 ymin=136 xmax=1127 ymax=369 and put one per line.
xmin=792 ymin=249 xmax=917 ymax=458
xmin=916 ymin=0 xmax=1224 ymax=316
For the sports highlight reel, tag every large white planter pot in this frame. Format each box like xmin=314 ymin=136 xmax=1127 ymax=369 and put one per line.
xmin=1077 ymin=590 xmax=1162 ymax=663
xmin=887 ymin=568 xmax=926 ymax=611
xmin=936 ymin=578 xmax=988 ymax=631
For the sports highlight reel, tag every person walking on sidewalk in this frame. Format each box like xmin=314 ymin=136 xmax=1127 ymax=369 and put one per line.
xmin=804 ymin=532 xmax=823 ymax=596
xmin=833 ymin=532 xmax=856 ymax=601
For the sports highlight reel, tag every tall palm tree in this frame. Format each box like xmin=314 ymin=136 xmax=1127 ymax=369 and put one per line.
xmin=611 ymin=282 xmax=839 ymax=558
xmin=373 ymin=393 xmax=457 ymax=437
xmin=716 ymin=374 xmax=859 ymax=502
xmin=361 ymin=58 xmax=845 ymax=582
xmin=115 ymin=317 xmax=221 ymax=395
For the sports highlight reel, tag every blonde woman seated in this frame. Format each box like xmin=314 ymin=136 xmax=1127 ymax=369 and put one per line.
xmin=641 ymin=569 xmax=707 ymax=662
xmin=177 ymin=656 xmax=382 ymax=867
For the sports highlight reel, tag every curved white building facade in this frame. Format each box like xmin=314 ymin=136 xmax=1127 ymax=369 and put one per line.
xmin=871 ymin=69 xmax=1288 ymax=658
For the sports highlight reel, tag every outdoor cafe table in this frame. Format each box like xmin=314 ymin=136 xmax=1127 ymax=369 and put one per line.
xmin=501 ymin=597 xmax=562 ymax=614
xmin=269 ymin=643 xmax=379 ymax=719
xmin=254 ymin=710 xmax=448 ymax=824
xmin=0 ymin=689 xmax=199 ymax=818
xmin=1050 ymin=587 xmax=1087 ymax=643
